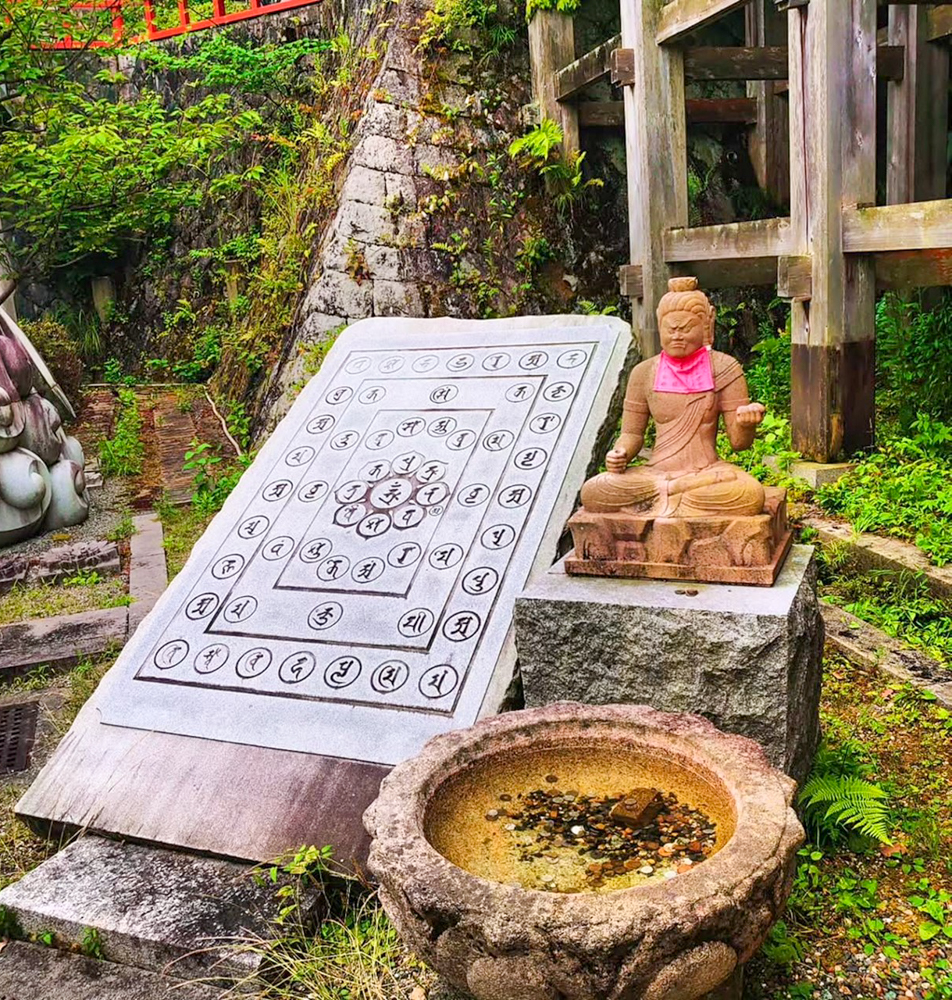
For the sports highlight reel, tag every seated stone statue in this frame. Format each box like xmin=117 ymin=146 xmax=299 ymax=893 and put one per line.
xmin=567 ymin=276 xmax=791 ymax=586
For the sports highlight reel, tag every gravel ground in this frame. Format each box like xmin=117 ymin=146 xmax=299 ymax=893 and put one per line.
xmin=0 ymin=478 xmax=131 ymax=563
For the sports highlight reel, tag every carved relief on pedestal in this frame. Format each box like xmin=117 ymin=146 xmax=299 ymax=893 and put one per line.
xmin=0 ymin=312 xmax=88 ymax=547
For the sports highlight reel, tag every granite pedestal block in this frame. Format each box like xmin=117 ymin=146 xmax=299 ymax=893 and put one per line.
xmin=515 ymin=545 xmax=822 ymax=786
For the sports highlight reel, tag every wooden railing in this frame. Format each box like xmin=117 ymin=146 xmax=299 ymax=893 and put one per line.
xmin=47 ymin=0 xmax=323 ymax=47
xmin=529 ymin=0 xmax=952 ymax=463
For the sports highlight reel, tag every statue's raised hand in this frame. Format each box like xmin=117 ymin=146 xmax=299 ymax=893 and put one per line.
xmin=735 ymin=402 xmax=766 ymax=427
xmin=605 ymin=447 xmax=630 ymax=474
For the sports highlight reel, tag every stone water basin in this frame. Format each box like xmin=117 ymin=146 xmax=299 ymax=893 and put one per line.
xmin=364 ymin=703 xmax=804 ymax=1000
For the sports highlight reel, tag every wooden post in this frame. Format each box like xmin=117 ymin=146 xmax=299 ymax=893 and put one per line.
xmin=528 ymin=11 xmax=580 ymax=156
xmin=887 ymin=6 xmax=949 ymax=205
xmin=621 ymin=0 xmax=688 ymax=358
xmin=745 ymin=0 xmax=789 ymax=207
xmin=788 ymin=0 xmax=877 ymax=462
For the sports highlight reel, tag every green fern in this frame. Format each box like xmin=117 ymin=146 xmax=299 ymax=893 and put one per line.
xmin=799 ymin=774 xmax=893 ymax=846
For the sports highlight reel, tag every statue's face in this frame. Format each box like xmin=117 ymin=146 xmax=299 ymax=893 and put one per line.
xmin=659 ymin=309 xmax=708 ymax=358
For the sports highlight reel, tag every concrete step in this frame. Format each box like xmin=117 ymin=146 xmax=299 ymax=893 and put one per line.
xmin=0 ymin=836 xmax=305 ymax=983
xmin=0 ymin=940 xmax=227 ymax=1000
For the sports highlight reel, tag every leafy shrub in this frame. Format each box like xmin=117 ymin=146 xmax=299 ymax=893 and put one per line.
xmin=800 ymin=775 xmax=892 ymax=846
xmin=799 ymin=738 xmax=892 ymax=847
xmin=99 ymin=388 xmax=144 ymax=477
xmin=816 ymin=415 xmax=952 ymax=566
xmin=20 ymin=317 xmax=84 ymax=403
xmin=417 ymin=0 xmax=516 ymax=53
xmin=821 ymin=566 xmax=952 ymax=665
xmin=746 ymin=329 xmax=791 ymax=414
xmin=187 ymin=450 xmax=251 ymax=518
xmin=876 ymin=293 xmax=952 ymax=432
xmin=508 ymin=120 xmax=603 ymax=214
xmin=172 ymin=326 xmax=223 ymax=383
xmin=717 ymin=411 xmax=798 ymax=480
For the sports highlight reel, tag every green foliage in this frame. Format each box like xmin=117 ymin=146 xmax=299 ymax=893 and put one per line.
xmin=760 ymin=920 xmax=805 ymax=968
xmin=799 ymin=737 xmax=893 ymax=849
xmin=244 ymin=845 xmax=413 ymax=999
xmin=99 ymin=388 xmax=143 ymax=477
xmin=800 ymin=775 xmax=892 ymax=845
xmin=815 ymin=416 xmax=952 ymax=567
xmin=0 ymin=905 xmax=23 ymax=940
xmin=746 ymin=329 xmax=791 ymax=414
xmin=102 ymin=357 xmax=136 ymax=386
xmin=717 ymin=411 xmax=797 ymax=481
xmin=106 ymin=511 xmax=136 ymax=542
xmin=183 ymin=438 xmax=222 ymax=492
xmin=821 ymin=567 xmax=952 ymax=666
xmin=191 ymin=453 xmax=251 ymax=518
xmin=20 ymin=317 xmax=84 ymax=401
xmin=876 ymin=293 xmax=952 ymax=432
xmin=508 ymin=120 xmax=603 ymax=215
xmin=136 ymin=32 xmax=330 ymax=106
xmin=417 ymin=0 xmax=516 ymax=55
xmin=909 ymin=880 xmax=952 ymax=945
xmin=1 ymin=83 xmax=262 ymax=275
xmin=524 ymin=0 xmax=581 ymax=20
xmin=508 ymin=118 xmax=563 ymax=162
xmin=80 ymin=926 xmax=105 ymax=960
xmin=225 ymin=401 xmax=252 ymax=451
xmin=164 ymin=326 xmax=223 ymax=384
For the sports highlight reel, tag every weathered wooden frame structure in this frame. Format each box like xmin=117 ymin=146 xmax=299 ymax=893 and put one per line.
xmin=530 ymin=0 xmax=952 ymax=462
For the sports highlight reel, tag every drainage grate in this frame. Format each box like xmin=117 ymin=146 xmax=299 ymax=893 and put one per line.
xmin=0 ymin=701 xmax=39 ymax=774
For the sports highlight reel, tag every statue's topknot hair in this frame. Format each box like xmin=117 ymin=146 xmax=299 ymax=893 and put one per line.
xmin=657 ymin=275 xmax=713 ymax=329
xmin=667 ymin=276 xmax=699 ymax=293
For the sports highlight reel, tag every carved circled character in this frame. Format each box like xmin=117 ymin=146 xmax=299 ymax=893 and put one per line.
xmin=580 ymin=277 xmax=767 ymax=519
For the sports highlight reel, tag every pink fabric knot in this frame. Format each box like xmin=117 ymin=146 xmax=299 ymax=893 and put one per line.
xmin=653 ymin=346 xmax=714 ymax=394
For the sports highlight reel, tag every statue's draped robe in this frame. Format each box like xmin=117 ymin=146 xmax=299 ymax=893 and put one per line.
xmin=581 ymin=351 xmax=766 ymax=518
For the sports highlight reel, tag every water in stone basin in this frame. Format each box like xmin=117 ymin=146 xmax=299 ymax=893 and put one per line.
xmin=425 ymin=742 xmax=734 ymax=894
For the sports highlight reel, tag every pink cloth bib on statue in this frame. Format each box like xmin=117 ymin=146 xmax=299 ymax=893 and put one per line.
xmin=653 ymin=346 xmax=715 ymax=394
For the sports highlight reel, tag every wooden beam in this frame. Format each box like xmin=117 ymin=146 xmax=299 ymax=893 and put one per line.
xmin=664 ymin=217 xmax=792 ymax=261
xmin=843 ymin=199 xmax=952 ymax=252
xmin=788 ymin=0 xmax=878 ymax=462
xmin=623 ymin=0 xmax=688 ymax=357
xmin=619 ymin=264 xmax=644 ymax=298
xmin=578 ymin=102 xmax=624 ymax=127
xmin=685 ymin=97 xmax=758 ymax=123
xmin=579 ymin=98 xmax=759 ymax=127
xmin=558 ymin=40 xmax=903 ymax=101
xmin=671 ymin=257 xmax=780 ymax=287
xmin=777 ymin=255 xmax=813 ymax=300
xmin=610 ymin=47 xmax=636 ymax=85
xmin=684 ymin=45 xmax=788 ymax=79
xmin=657 ymin=0 xmax=751 ymax=45
xmin=555 ymin=34 xmax=620 ymax=102
xmin=927 ymin=7 xmax=952 ymax=41
xmin=529 ymin=11 xmax=578 ymax=155
xmin=875 ymin=248 xmax=952 ymax=289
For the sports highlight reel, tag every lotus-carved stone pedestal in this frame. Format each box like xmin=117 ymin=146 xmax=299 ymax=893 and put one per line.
xmin=365 ymin=703 xmax=804 ymax=1000
xmin=566 ymin=486 xmax=792 ymax=586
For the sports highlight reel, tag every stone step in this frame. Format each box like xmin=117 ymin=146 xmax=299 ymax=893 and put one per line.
xmin=0 ymin=836 xmax=305 ymax=983
xmin=0 ymin=940 xmax=226 ymax=1000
